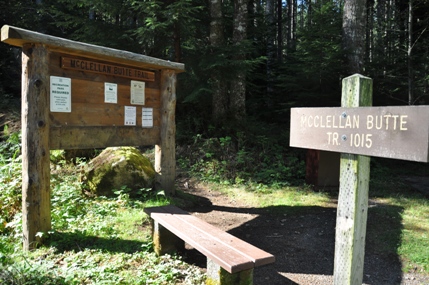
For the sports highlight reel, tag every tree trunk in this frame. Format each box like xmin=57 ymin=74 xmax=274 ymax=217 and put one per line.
xmin=287 ymin=0 xmax=292 ymax=51
xmin=374 ymin=0 xmax=387 ymax=76
xmin=277 ymin=0 xmax=283 ymax=61
xmin=343 ymin=0 xmax=367 ymax=74
xmin=173 ymin=21 xmax=182 ymax=63
xmin=266 ymin=0 xmax=275 ymax=101
xmin=230 ymin=0 xmax=248 ymax=123
xmin=408 ymin=0 xmax=414 ymax=105
xmin=286 ymin=0 xmax=297 ymax=52
xmin=366 ymin=0 xmax=374 ymax=64
xmin=210 ymin=0 xmax=228 ymax=124
xmin=292 ymin=0 xmax=297 ymax=50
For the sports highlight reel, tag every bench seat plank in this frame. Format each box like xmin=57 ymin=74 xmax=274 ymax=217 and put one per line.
xmin=144 ymin=205 xmax=275 ymax=273
xmin=161 ymin=205 xmax=275 ymax=267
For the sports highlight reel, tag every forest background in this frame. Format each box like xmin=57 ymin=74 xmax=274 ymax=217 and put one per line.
xmin=1 ymin=0 xmax=429 ymax=185
xmin=1 ymin=1 xmax=429 ymax=283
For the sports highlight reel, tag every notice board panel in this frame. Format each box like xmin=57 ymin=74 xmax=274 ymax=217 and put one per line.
xmin=47 ymin=52 xmax=161 ymax=149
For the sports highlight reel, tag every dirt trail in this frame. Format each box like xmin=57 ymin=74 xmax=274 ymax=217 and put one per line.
xmin=177 ymin=180 xmax=429 ymax=285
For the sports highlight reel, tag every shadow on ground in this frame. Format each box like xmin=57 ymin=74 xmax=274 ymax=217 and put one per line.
xmin=43 ymin=191 xmax=405 ymax=285
xmin=183 ymin=196 xmax=404 ymax=285
xmin=45 ymin=231 xmax=148 ymax=254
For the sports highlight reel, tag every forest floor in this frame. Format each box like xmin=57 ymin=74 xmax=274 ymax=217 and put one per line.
xmin=176 ymin=177 xmax=429 ymax=285
xmin=2 ymin=107 xmax=428 ymax=284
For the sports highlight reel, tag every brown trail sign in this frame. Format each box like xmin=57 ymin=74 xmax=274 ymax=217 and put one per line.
xmin=290 ymin=105 xmax=429 ymax=162
xmin=1 ymin=25 xmax=184 ymax=250
xmin=290 ymin=74 xmax=429 ymax=285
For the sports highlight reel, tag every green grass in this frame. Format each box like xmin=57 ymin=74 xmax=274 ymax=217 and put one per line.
xmin=207 ymin=183 xmax=332 ymax=209
xmin=204 ymin=159 xmax=429 ymax=275
xmin=366 ymin=159 xmax=429 ymax=273
xmin=1 ymin=175 xmax=206 ymax=284
xmin=1 ymin=130 xmax=429 ymax=283
xmin=391 ymin=196 xmax=429 ymax=272
xmin=0 ymin=135 xmax=206 ymax=284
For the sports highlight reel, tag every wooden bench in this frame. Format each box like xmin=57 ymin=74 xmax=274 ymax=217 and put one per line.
xmin=144 ymin=205 xmax=275 ymax=285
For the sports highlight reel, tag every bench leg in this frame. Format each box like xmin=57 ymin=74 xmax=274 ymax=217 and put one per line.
xmin=206 ymin=259 xmax=253 ymax=285
xmin=151 ymin=219 xmax=185 ymax=255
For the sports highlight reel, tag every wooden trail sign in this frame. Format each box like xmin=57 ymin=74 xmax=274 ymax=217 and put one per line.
xmin=290 ymin=74 xmax=417 ymax=285
xmin=60 ymin=57 xmax=156 ymax=81
xmin=290 ymin=106 xmax=429 ymax=162
xmin=1 ymin=25 xmax=184 ymax=250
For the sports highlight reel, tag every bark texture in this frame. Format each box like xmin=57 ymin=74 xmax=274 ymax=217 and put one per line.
xmin=343 ymin=0 xmax=367 ymax=74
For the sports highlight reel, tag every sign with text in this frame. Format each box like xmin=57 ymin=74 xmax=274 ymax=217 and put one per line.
xmin=290 ymin=106 xmax=429 ymax=162
xmin=61 ymin=57 xmax=155 ymax=81
xmin=124 ymin=106 xmax=137 ymax=126
xmin=131 ymin=80 xmax=145 ymax=105
xmin=104 ymin=82 xmax=117 ymax=103
xmin=142 ymin=107 xmax=153 ymax=128
xmin=50 ymin=76 xmax=71 ymax=112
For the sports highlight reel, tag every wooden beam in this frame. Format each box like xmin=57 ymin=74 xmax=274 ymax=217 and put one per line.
xmin=50 ymin=126 xmax=160 ymax=149
xmin=21 ymin=44 xmax=51 ymax=250
xmin=155 ymin=70 xmax=177 ymax=195
xmin=1 ymin=25 xmax=185 ymax=72
xmin=333 ymin=74 xmax=372 ymax=285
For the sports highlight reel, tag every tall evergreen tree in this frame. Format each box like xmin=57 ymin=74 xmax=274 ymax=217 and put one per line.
xmin=342 ymin=0 xmax=367 ymax=74
xmin=210 ymin=0 xmax=228 ymax=125
xmin=408 ymin=0 xmax=414 ymax=105
xmin=265 ymin=0 xmax=275 ymax=100
xmin=230 ymin=0 xmax=248 ymax=123
xmin=286 ymin=0 xmax=297 ymax=52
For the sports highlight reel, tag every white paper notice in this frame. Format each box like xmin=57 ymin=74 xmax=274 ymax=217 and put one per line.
xmin=130 ymin=80 xmax=145 ymax=105
xmin=50 ymin=76 xmax=71 ymax=112
xmin=124 ymin=106 xmax=136 ymax=126
xmin=142 ymin=107 xmax=153 ymax=128
xmin=104 ymin=82 xmax=117 ymax=103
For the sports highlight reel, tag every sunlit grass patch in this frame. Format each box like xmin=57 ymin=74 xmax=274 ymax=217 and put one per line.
xmin=399 ymin=230 xmax=429 ymax=272
xmin=370 ymin=176 xmax=429 ymax=274
xmin=211 ymin=182 xmax=332 ymax=208
xmin=397 ymin=198 xmax=429 ymax=273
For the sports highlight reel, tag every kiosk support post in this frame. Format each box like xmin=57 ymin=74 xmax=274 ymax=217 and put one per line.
xmin=21 ymin=44 xmax=52 ymax=250
xmin=155 ymin=69 xmax=177 ymax=195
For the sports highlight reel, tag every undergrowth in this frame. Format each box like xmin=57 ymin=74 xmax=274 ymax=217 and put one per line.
xmin=177 ymin=127 xmax=306 ymax=189
xmin=1 ymin=126 xmax=429 ymax=283
xmin=0 ymin=130 xmax=206 ymax=285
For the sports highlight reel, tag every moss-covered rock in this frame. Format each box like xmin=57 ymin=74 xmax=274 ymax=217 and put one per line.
xmin=82 ymin=147 xmax=155 ymax=197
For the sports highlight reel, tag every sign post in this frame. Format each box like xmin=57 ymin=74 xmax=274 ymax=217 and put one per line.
xmin=290 ymin=71 xmax=429 ymax=285
xmin=334 ymin=74 xmax=372 ymax=285
xmin=290 ymin=73 xmax=429 ymax=284
xmin=292 ymin=74 xmax=372 ymax=284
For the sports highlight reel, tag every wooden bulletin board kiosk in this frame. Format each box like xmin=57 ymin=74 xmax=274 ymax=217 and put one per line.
xmin=1 ymin=25 xmax=185 ymax=250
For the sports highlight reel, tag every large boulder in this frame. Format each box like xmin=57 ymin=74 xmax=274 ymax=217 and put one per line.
xmin=82 ymin=147 xmax=155 ymax=197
